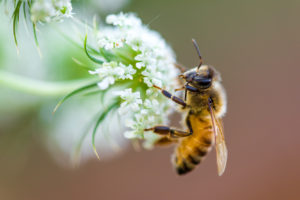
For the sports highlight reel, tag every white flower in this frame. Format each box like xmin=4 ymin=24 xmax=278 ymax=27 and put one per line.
xmin=89 ymin=62 xmax=136 ymax=90
xmin=31 ymin=0 xmax=56 ymax=23
xmin=31 ymin=0 xmax=72 ymax=23
xmin=88 ymin=12 xmax=180 ymax=147
xmin=106 ymin=12 xmax=142 ymax=28
xmin=97 ymin=28 xmax=126 ymax=50
xmin=97 ymin=77 xmax=115 ymax=90
xmin=53 ymin=0 xmax=72 ymax=17
xmin=114 ymin=89 xmax=143 ymax=115
xmin=119 ymin=64 xmax=136 ymax=79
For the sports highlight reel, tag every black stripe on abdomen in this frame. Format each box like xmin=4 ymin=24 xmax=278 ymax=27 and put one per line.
xmin=176 ymin=159 xmax=194 ymax=175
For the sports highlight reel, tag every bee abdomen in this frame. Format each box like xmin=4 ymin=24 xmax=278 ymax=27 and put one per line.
xmin=173 ymin=128 xmax=213 ymax=175
xmin=174 ymin=147 xmax=210 ymax=175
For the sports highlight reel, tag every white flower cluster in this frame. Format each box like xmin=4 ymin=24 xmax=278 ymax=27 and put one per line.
xmin=89 ymin=13 xmax=180 ymax=147
xmin=30 ymin=0 xmax=72 ymax=23
xmin=90 ymin=62 xmax=136 ymax=89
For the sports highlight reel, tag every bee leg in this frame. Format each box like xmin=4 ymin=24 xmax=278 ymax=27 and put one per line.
xmin=154 ymin=137 xmax=178 ymax=146
xmin=175 ymin=86 xmax=185 ymax=91
xmin=175 ymin=85 xmax=199 ymax=92
xmin=153 ymin=85 xmax=186 ymax=107
xmin=144 ymin=126 xmax=192 ymax=138
xmin=174 ymin=84 xmax=199 ymax=101
xmin=185 ymin=85 xmax=199 ymax=92
xmin=174 ymin=63 xmax=186 ymax=73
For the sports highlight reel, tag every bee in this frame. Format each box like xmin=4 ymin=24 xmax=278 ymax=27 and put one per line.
xmin=144 ymin=39 xmax=228 ymax=176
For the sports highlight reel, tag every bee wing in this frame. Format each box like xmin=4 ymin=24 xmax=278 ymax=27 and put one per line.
xmin=215 ymin=118 xmax=228 ymax=176
xmin=208 ymin=100 xmax=228 ymax=176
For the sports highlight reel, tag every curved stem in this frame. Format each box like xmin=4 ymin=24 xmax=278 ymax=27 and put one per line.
xmin=0 ymin=70 xmax=97 ymax=97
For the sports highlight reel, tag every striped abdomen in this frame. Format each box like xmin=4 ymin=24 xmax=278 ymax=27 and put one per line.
xmin=173 ymin=115 xmax=214 ymax=175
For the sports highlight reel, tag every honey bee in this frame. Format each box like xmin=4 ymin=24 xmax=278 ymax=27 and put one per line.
xmin=145 ymin=39 xmax=228 ymax=175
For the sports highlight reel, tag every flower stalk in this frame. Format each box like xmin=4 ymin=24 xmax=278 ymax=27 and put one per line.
xmin=0 ymin=70 xmax=96 ymax=97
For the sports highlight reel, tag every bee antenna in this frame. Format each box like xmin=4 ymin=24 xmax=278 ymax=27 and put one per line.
xmin=192 ymin=38 xmax=203 ymax=70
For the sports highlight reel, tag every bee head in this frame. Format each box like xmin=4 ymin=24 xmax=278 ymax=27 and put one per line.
xmin=181 ymin=65 xmax=217 ymax=89
xmin=178 ymin=39 xmax=221 ymax=90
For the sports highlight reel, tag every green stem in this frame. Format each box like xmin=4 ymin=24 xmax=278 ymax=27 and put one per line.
xmin=0 ymin=70 xmax=97 ymax=97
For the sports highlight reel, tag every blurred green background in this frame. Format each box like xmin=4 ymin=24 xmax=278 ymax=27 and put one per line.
xmin=1 ymin=0 xmax=300 ymax=199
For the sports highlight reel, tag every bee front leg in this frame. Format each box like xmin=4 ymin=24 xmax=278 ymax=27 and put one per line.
xmin=144 ymin=126 xmax=192 ymax=138
xmin=185 ymin=85 xmax=199 ymax=92
xmin=153 ymin=85 xmax=187 ymax=108
xmin=174 ymin=84 xmax=199 ymax=101
xmin=175 ymin=86 xmax=185 ymax=91
xmin=175 ymin=84 xmax=199 ymax=92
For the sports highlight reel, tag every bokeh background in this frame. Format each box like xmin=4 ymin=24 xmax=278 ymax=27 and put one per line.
xmin=1 ymin=0 xmax=300 ymax=199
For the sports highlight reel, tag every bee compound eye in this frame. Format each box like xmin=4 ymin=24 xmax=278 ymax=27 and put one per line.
xmin=200 ymin=78 xmax=211 ymax=86
xmin=194 ymin=77 xmax=212 ymax=88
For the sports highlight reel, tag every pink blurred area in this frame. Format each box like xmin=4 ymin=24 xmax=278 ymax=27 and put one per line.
xmin=1 ymin=0 xmax=300 ymax=200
